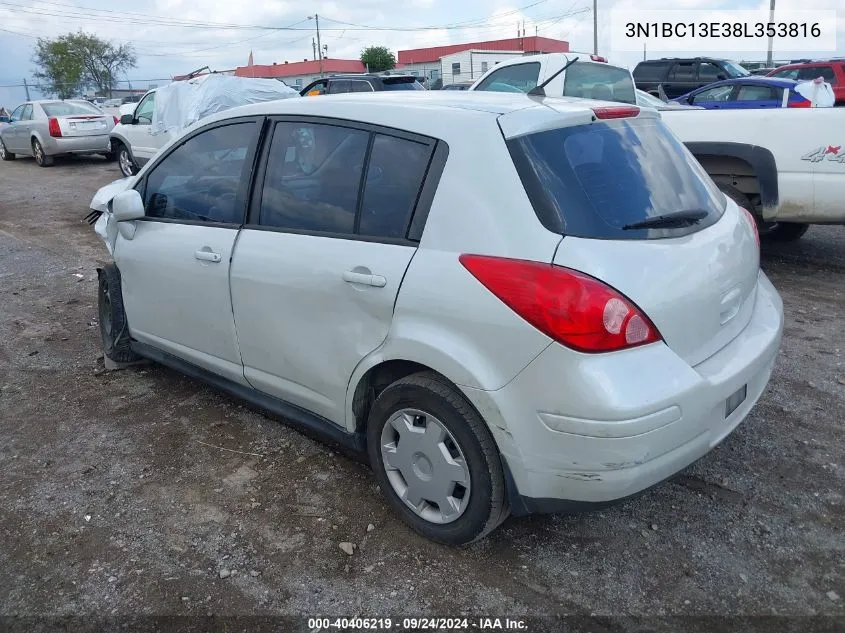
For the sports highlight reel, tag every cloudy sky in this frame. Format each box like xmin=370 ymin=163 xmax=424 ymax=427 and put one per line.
xmin=1 ymin=0 xmax=842 ymax=106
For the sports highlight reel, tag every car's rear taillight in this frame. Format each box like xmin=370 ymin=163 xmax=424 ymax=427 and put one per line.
xmin=113 ymin=115 xmax=119 ymax=125
xmin=592 ymin=106 xmax=640 ymax=119
xmin=48 ymin=117 xmax=62 ymax=137
xmin=740 ymin=207 xmax=760 ymax=249
xmin=459 ymin=255 xmax=662 ymax=353
xmin=590 ymin=54 xmax=608 ymax=63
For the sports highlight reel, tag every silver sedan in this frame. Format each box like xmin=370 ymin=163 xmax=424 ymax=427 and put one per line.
xmin=0 ymin=100 xmax=117 ymax=167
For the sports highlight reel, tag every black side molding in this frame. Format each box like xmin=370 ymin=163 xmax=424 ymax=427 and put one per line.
xmin=684 ymin=142 xmax=779 ymax=210
xmin=131 ymin=341 xmax=368 ymax=461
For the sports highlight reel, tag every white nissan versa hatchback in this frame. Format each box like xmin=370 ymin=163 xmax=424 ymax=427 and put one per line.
xmin=91 ymin=91 xmax=783 ymax=545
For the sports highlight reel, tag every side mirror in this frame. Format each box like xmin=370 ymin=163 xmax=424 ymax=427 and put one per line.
xmin=119 ymin=114 xmax=134 ymax=125
xmin=112 ymin=189 xmax=145 ymax=222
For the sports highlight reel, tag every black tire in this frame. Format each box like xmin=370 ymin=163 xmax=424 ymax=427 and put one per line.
xmin=103 ymin=150 xmax=116 ymax=162
xmin=366 ymin=371 xmax=508 ymax=545
xmin=32 ymin=139 xmax=54 ymax=167
xmin=0 ymin=138 xmax=15 ymax=161
xmin=98 ymin=265 xmax=140 ymax=363
xmin=115 ymin=141 xmax=136 ymax=177
xmin=761 ymin=222 xmax=810 ymax=242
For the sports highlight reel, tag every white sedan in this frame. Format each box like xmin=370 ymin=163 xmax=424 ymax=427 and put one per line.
xmin=90 ymin=91 xmax=783 ymax=544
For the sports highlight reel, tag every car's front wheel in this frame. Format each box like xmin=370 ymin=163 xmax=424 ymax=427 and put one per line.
xmin=366 ymin=371 xmax=508 ymax=545
xmin=98 ymin=264 xmax=140 ymax=364
xmin=0 ymin=138 xmax=15 ymax=161
xmin=32 ymin=139 xmax=53 ymax=167
xmin=115 ymin=141 xmax=136 ymax=177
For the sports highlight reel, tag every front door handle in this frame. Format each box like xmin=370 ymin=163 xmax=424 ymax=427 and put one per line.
xmin=342 ymin=270 xmax=386 ymax=287
xmin=194 ymin=249 xmax=221 ymax=263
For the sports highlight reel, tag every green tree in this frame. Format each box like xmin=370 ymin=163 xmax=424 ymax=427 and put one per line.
xmin=360 ymin=46 xmax=396 ymax=73
xmin=33 ymin=32 xmax=137 ymax=98
xmin=33 ymin=37 xmax=85 ymax=99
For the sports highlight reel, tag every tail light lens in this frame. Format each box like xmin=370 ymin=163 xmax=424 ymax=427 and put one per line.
xmin=459 ymin=255 xmax=662 ymax=353
xmin=48 ymin=117 xmax=62 ymax=137
xmin=589 ymin=54 xmax=608 ymax=62
xmin=592 ymin=106 xmax=640 ymax=119
xmin=112 ymin=116 xmax=119 ymax=125
xmin=740 ymin=207 xmax=760 ymax=249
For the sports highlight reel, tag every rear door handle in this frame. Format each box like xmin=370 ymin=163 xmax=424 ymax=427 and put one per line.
xmin=342 ymin=270 xmax=386 ymax=287
xmin=194 ymin=250 xmax=221 ymax=263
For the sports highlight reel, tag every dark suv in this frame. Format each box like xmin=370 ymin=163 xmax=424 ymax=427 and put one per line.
xmin=301 ymin=74 xmax=425 ymax=96
xmin=633 ymin=58 xmax=751 ymax=99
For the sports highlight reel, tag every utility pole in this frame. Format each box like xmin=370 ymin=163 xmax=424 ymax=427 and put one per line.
xmin=312 ymin=38 xmax=317 ymax=61
xmin=593 ymin=0 xmax=598 ymax=55
xmin=766 ymin=0 xmax=775 ymax=67
xmin=309 ymin=14 xmax=323 ymax=76
xmin=23 ymin=78 xmax=31 ymax=100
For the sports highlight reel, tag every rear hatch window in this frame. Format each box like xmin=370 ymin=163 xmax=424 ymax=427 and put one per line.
xmin=507 ymin=117 xmax=725 ymax=239
xmin=563 ymin=62 xmax=636 ymax=104
xmin=381 ymin=77 xmax=424 ymax=90
xmin=42 ymin=102 xmax=101 ymax=117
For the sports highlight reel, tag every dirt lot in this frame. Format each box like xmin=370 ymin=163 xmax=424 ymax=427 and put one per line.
xmin=1 ymin=155 xmax=843 ymax=628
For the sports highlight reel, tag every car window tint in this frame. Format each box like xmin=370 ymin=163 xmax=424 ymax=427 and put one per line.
xmin=329 ymin=80 xmax=353 ymax=94
xmin=259 ymin=122 xmax=368 ymax=234
xmin=381 ymin=78 xmax=425 ymax=90
xmin=474 ymin=62 xmax=540 ymax=93
xmin=21 ymin=104 xmax=33 ymax=120
xmin=736 ymin=85 xmax=778 ymax=101
xmin=349 ymin=80 xmax=374 ymax=92
xmin=358 ymin=134 xmax=432 ymax=239
xmin=563 ymin=62 xmax=636 ymax=104
xmin=692 ymin=85 xmax=734 ymax=102
xmin=143 ymin=122 xmax=255 ymax=224
xmin=669 ymin=63 xmax=696 ymax=81
xmin=9 ymin=105 xmax=24 ymax=121
xmin=771 ymin=68 xmax=798 ymax=80
xmin=798 ymin=66 xmax=836 ymax=83
xmin=633 ymin=62 xmax=670 ymax=81
xmin=697 ymin=62 xmax=723 ymax=81
xmin=135 ymin=93 xmax=155 ymax=124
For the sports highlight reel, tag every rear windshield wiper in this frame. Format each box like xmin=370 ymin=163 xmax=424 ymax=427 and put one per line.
xmin=622 ymin=209 xmax=709 ymax=231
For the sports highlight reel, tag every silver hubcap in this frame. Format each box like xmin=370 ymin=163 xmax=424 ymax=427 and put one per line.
xmin=0 ymin=142 xmax=6 ymax=158
xmin=119 ymin=149 xmax=133 ymax=175
xmin=380 ymin=408 xmax=471 ymax=524
xmin=34 ymin=143 xmax=42 ymax=161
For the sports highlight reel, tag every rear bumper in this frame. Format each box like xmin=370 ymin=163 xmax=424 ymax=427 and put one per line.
xmin=461 ymin=271 xmax=783 ymax=514
xmin=42 ymin=135 xmax=111 ymax=156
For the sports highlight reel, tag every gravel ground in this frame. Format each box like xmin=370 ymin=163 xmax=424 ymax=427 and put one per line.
xmin=0 ymin=155 xmax=843 ymax=630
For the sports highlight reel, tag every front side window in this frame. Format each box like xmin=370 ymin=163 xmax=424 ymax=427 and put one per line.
xmin=692 ymin=85 xmax=735 ymax=103
xmin=259 ymin=122 xmax=369 ymax=234
xmin=9 ymin=105 xmax=24 ymax=122
xmin=474 ymin=62 xmax=540 ymax=93
xmin=349 ymin=80 xmax=374 ymax=92
xmin=142 ymin=122 xmax=256 ymax=224
xmin=697 ymin=62 xmax=724 ymax=81
xmin=563 ymin=62 xmax=636 ymax=104
xmin=328 ymin=80 xmax=353 ymax=94
xmin=135 ymin=93 xmax=155 ymax=124
xmin=723 ymin=61 xmax=751 ymax=77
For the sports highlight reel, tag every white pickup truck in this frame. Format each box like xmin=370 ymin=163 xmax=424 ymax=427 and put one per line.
xmin=471 ymin=54 xmax=845 ymax=241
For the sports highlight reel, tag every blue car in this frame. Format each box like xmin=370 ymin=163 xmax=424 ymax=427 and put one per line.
xmin=671 ymin=77 xmax=813 ymax=109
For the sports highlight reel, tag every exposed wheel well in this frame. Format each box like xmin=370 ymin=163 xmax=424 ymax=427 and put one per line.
xmin=352 ymin=360 xmax=447 ymax=432
xmin=694 ymin=154 xmax=760 ymax=198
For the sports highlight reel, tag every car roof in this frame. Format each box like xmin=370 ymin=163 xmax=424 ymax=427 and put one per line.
xmin=641 ymin=57 xmax=731 ymax=63
xmin=701 ymin=76 xmax=799 ymax=88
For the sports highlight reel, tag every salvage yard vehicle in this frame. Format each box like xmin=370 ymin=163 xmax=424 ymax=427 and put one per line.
xmin=0 ymin=100 xmax=116 ymax=166
xmin=89 ymin=92 xmax=783 ymax=545
xmin=671 ymin=77 xmax=830 ymax=109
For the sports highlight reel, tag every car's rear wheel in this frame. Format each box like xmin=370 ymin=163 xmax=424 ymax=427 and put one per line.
xmin=32 ymin=139 xmax=53 ymax=167
xmin=366 ymin=371 xmax=508 ymax=545
xmin=98 ymin=264 xmax=140 ymax=364
xmin=115 ymin=142 xmax=136 ymax=177
xmin=0 ymin=139 xmax=15 ymax=161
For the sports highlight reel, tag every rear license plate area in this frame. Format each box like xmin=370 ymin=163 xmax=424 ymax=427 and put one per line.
xmin=725 ymin=385 xmax=747 ymax=418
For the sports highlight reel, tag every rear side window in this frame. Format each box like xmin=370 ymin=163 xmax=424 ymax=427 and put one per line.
xmin=669 ymin=63 xmax=696 ymax=81
xmin=381 ymin=78 xmax=424 ymax=91
xmin=563 ymin=62 xmax=636 ymax=104
xmin=475 ymin=62 xmax=540 ymax=93
xmin=358 ymin=134 xmax=432 ymax=238
xmin=328 ymin=80 xmax=353 ymax=94
xmin=507 ymin=117 xmax=725 ymax=240
xmin=633 ymin=61 xmax=670 ymax=81
xmin=736 ymin=85 xmax=780 ymax=101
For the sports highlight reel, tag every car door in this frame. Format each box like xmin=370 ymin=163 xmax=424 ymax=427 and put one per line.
xmin=734 ymin=83 xmax=781 ymax=109
xmin=665 ymin=62 xmax=696 ymax=98
xmin=113 ymin=117 xmax=262 ymax=384
xmin=3 ymin=105 xmax=26 ymax=151
xmin=123 ymin=91 xmax=158 ymax=165
xmin=230 ymin=118 xmax=436 ymax=425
